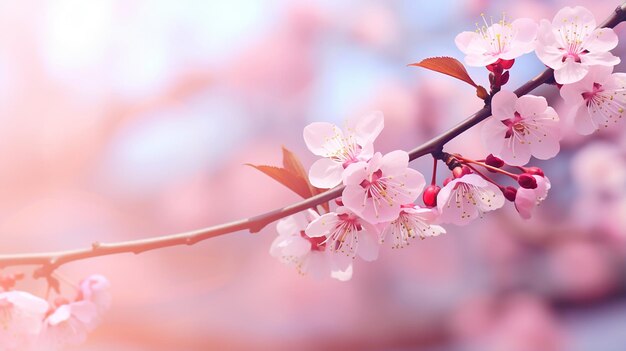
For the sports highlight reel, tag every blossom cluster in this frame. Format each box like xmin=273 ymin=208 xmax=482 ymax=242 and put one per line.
xmin=0 ymin=274 xmax=110 ymax=351
xmin=270 ymin=5 xmax=624 ymax=281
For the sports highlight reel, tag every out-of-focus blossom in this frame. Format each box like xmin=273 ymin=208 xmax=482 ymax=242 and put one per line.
xmin=303 ymin=111 xmax=384 ymax=188
xmin=437 ymin=174 xmax=505 ymax=225
xmin=0 ymin=291 xmax=48 ymax=351
xmin=305 ymin=206 xmax=379 ymax=261
xmin=78 ymin=275 xmax=111 ymax=318
xmin=379 ymin=205 xmax=445 ymax=248
xmin=37 ymin=301 xmax=98 ymax=350
xmin=515 ymin=175 xmax=551 ymax=219
xmin=270 ymin=209 xmax=353 ymax=280
xmin=571 ymin=141 xmax=626 ymax=194
xmin=560 ymin=65 xmax=626 ymax=135
xmin=482 ymin=90 xmax=560 ymax=166
xmin=455 ymin=16 xmax=537 ymax=67
xmin=342 ymin=151 xmax=425 ymax=224
xmin=535 ymin=6 xmax=620 ymax=84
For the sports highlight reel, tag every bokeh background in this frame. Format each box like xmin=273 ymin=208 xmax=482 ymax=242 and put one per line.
xmin=0 ymin=0 xmax=625 ymax=350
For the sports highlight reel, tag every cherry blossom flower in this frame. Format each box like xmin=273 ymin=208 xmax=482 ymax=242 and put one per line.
xmin=482 ymin=90 xmax=560 ymax=166
xmin=342 ymin=150 xmax=425 ymax=224
xmin=437 ymin=174 xmax=505 ymax=225
xmin=270 ymin=210 xmax=353 ymax=281
xmin=78 ymin=275 xmax=111 ymax=318
xmin=535 ymin=6 xmax=620 ymax=84
xmin=515 ymin=175 xmax=551 ymax=220
xmin=36 ymin=301 xmax=98 ymax=351
xmin=0 ymin=291 xmax=48 ymax=351
xmin=455 ymin=15 xmax=537 ymax=67
xmin=303 ymin=111 xmax=384 ymax=188
xmin=560 ymin=65 xmax=626 ymax=135
xmin=305 ymin=206 xmax=380 ymax=261
xmin=379 ymin=205 xmax=446 ymax=248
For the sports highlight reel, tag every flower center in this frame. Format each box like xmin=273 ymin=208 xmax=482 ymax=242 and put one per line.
xmin=300 ymin=230 xmax=326 ymax=251
xmin=581 ymin=82 xmax=604 ymax=106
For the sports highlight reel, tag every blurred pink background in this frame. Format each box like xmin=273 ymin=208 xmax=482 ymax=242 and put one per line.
xmin=1 ymin=0 xmax=625 ymax=350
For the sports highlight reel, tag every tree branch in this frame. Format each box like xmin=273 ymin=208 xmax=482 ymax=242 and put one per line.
xmin=1 ymin=4 xmax=624 ymax=278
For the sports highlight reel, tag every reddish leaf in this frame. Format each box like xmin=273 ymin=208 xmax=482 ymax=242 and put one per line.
xmin=246 ymin=164 xmax=312 ymax=199
xmin=247 ymin=147 xmax=330 ymax=213
xmin=409 ymin=56 xmax=478 ymax=87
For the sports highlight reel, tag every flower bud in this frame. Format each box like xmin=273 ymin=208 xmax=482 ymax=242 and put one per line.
xmin=443 ymin=177 xmax=454 ymax=186
xmin=503 ymin=186 xmax=517 ymax=202
xmin=500 ymin=70 xmax=510 ymax=85
xmin=518 ymin=173 xmax=538 ymax=189
xmin=485 ymin=154 xmax=505 ymax=168
xmin=525 ymin=167 xmax=544 ymax=177
xmin=423 ymin=185 xmax=441 ymax=207
xmin=452 ymin=166 xmax=471 ymax=179
xmin=334 ymin=198 xmax=344 ymax=206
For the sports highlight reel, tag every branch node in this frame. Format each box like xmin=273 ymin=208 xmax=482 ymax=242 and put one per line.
xmin=92 ymin=241 xmax=101 ymax=251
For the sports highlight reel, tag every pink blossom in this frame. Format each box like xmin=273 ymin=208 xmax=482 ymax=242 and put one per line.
xmin=560 ymin=66 xmax=626 ymax=135
xmin=455 ymin=15 xmax=537 ymax=67
xmin=515 ymin=175 xmax=551 ymax=220
xmin=535 ymin=6 xmax=620 ymax=84
xmin=78 ymin=275 xmax=111 ymax=317
xmin=482 ymin=90 xmax=560 ymax=166
xmin=341 ymin=150 xmax=425 ymax=224
xmin=36 ymin=301 xmax=98 ymax=351
xmin=379 ymin=205 xmax=446 ymax=248
xmin=437 ymin=174 xmax=505 ymax=225
xmin=305 ymin=206 xmax=380 ymax=261
xmin=270 ymin=210 xmax=353 ymax=281
xmin=0 ymin=291 xmax=48 ymax=351
xmin=303 ymin=111 xmax=384 ymax=188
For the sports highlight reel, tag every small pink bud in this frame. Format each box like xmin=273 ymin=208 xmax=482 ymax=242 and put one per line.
xmin=485 ymin=154 xmax=505 ymax=168
xmin=518 ymin=173 xmax=538 ymax=189
xmin=525 ymin=167 xmax=545 ymax=177
xmin=503 ymin=186 xmax=517 ymax=202
xmin=334 ymin=198 xmax=344 ymax=206
xmin=443 ymin=177 xmax=454 ymax=186
xmin=423 ymin=185 xmax=441 ymax=207
xmin=452 ymin=166 xmax=471 ymax=179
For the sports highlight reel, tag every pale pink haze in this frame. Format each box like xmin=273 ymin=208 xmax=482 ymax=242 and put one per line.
xmin=515 ymin=175 xmax=551 ymax=220
xmin=0 ymin=291 xmax=48 ymax=351
xmin=535 ymin=6 xmax=620 ymax=84
xmin=482 ymin=90 xmax=560 ymax=166
xmin=79 ymin=275 xmax=111 ymax=318
xmin=437 ymin=174 xmax=505 ymax=225
xmin=560 ymin=65 xmax=626 ymax=135
xmin=270 ymin=209 xmax=353 ymax=281
xmin=455 ymin=16 xmax=537 ymax=66
xmin=305 ymin=206 xmax=380 ymax=262
xmin=304 ymin=111 xmax=384 ymax=188
xmin=342 ymin=150 xmax=425 ymax=224
xmin=379 ymin=205 xmax=446 ymax=249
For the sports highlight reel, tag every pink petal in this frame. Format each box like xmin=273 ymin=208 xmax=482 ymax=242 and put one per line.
xmin=329 ymin=255 xmax=353 ymax=281
xmin=347 ymin=111 xmax=384 ymax=146
xmin=511 ymin=18 xmax=538 ymax=44
xmin=491 ymin=90 xmax=518 ymax=120
xmin=308 ymin=158 xmax=344 ymax=189
xmin=379 ymin=150 xmax=409 ymax=176
xmin=554 ymin=59 xmax=588 ymax=84
xmin=552 ymin=6 xmax=596 ymax=29
xmin=341 ymin=161 xmax=368 ymax=186
xmin=584 ymin=28 xmax=618 ymax=52
xmin=465 ymin=52 xmax=498 ymax=67
xmin=481 ymin=117 xmax=508 ymax=155
xmin=276 ymin=213 xmax=309 ymax=237
xmin=305 ymin=213 xmax=338 ymax=238
xmin=529 ymin=136 xmax=560 ymax=160
xmin=303 ymin=122 xmax=342 ymax=156
xmin=281 ymin=236 xmax=311 ymax=257
xmin=455 ymin=31 xmax=482 ymax=54
xmin=499 ymin=138 xmax=532 ymax=166
xmin=582 ymin=51 xmax=620 ymax=67
xmin=573 ymin=104 xmax=597 ymax=135
xmin=514 ymin=189 xmax=535 ymax=219
xmin=515 ymin=95 xmax=548 ymax=116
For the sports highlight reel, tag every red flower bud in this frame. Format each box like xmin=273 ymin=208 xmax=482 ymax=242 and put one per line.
xmin=525 ymin=167 xmax=544 ymax=177
xmin=443 ymin=177 xmax=454 ymax=186
xmin=518 ymin=173 xmax=538 ymax=189
xmin=485 ymin=154 xmax=505 ymax=168
xmin=503 ymin=186 xmax=517 ymax=202
xmin=423 ymin=185 xmax=441 ymax=208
